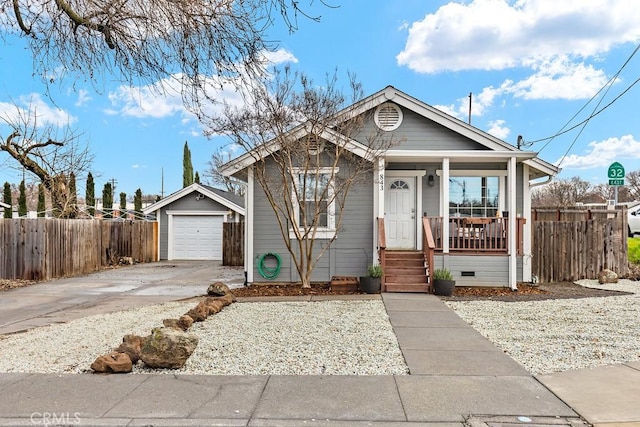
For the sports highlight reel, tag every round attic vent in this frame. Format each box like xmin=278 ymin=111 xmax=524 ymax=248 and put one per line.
xmin=374 ymin=102 xmax=403 ymax=131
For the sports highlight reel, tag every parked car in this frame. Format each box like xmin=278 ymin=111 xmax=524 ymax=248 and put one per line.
xmin=629 ymin=205 xmax=640 ymax=237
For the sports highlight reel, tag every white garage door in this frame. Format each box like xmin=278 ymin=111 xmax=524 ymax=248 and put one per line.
xmin=172 ymin=215 xmax=223 ymax=260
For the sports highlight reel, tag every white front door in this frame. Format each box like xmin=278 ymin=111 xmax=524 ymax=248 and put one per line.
xmin=385 ymin=177 xmax=416 ymax=249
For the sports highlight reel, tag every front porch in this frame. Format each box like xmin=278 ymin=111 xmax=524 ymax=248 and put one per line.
xmin=378 ymin=217 xmax=527 ymax=293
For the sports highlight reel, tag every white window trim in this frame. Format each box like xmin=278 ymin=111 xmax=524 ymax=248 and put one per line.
xmin=288 ymin=167 xmax=338 ymax=240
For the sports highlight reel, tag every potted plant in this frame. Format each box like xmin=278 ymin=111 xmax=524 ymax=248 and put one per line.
xmin=359 ymin=264 xmax=383 ymax=294
xmin=432 ymin=268 xmax=456 ymax=296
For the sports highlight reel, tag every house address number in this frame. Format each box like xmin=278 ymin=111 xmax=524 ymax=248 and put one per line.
xmin=379 ymin=173 xmax=384 ymax=191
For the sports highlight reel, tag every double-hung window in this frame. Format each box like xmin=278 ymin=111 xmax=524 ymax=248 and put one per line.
xmin=290 ymin=167 xmax=337 ymax=238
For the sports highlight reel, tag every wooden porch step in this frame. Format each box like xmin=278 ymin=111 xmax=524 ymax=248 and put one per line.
xmin=385 ymin=283 xmax=431 ymax=293
xmin=385 ymin=267 xmax=426 ymax=275
xmin=385 ymin=274 xmax=428 ymax=284
xmin=385 ymin=251 xmax=424 ymax=260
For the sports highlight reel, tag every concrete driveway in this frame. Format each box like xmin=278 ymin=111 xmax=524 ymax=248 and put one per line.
xmin=0 ymin=260 xmax=245 ymax=335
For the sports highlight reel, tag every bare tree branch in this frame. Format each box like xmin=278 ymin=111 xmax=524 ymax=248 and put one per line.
xmin=210 ymin=68 xmax=396 ymax=287
xmin=2 ymin=0 xmax=332 ymax=113
xmin=0 ymin=102 xmax=93 ymax=217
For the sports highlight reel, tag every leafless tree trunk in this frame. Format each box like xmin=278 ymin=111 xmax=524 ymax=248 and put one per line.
xmin=0 ymin=105 xmax=93 ymax=218
xmin=209 ymin=68 xmax=397 ymax=287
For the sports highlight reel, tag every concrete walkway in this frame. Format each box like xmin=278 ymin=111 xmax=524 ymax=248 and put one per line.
xmin=0 ymin=265 xmax=638 ymax=426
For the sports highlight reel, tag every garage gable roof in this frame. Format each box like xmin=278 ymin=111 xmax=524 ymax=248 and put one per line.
xmin=143 ymin=183 xmax=245 ymax=216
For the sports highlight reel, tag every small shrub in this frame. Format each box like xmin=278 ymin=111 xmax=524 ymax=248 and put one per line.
xmin=367 ymin=264 xmax=383 ymax=278
xmin=433 ymin=268 xmax=453 ymax=280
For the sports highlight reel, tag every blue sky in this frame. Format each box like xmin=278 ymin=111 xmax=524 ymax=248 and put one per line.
xmin=2 ymin=0 xmax=640 ymax=198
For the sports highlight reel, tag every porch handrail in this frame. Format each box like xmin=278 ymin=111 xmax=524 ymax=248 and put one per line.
xmin=422 ymin=217 xmax=435 ymax=292
xmin=377 ymin=217 xmax=386 ymax=291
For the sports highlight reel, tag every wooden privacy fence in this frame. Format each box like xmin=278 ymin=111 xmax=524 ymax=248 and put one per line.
xmin=0 ymin=219 xmax=158 ymax=281
xmin=223 ymin=222 xmax=244 ymax=266
xmin=532 ymin=208 xmax=629 ymax=283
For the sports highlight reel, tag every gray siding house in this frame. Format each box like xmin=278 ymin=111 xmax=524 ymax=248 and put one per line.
xmin=220 ymin=86 xmax=559 ymax=290
xmin=143 ymin=183 xmax=244 ymax=261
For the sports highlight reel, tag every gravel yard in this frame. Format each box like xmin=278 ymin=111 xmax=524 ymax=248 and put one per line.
xmin=1 ymin=280 xmax=638 ymax=376
xmin=0 ymin=300 xmax=408 ymax=375
xmin=445 ymin=279 xmax=640 ymax=375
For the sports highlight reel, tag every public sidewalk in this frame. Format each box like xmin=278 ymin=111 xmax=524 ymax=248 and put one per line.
xmin=0 ymin=292 xmax=584 ymax=426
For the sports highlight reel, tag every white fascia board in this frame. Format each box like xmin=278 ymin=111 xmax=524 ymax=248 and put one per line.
xmin=142 ymin=183 xmax=245 ymax=216
xmin=384 ymin=150 xmax=537 ymax=162
xmin=524 ymin=157 xmax=560 ymax=179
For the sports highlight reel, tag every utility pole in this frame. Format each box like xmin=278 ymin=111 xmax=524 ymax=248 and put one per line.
xmin=468 ymin=92 xmax=472 ymax=125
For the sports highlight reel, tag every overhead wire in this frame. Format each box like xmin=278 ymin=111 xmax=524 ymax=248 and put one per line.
xmin=523 ymin=42 xmax=640 ymax=153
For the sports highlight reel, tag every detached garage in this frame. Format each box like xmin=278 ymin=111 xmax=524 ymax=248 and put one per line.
xmin=143 ymin=183 xmax=245 ymax=261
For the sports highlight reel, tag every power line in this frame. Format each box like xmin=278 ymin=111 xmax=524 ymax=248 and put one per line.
xmin=522 ymin=43 xmax=640 ymax=152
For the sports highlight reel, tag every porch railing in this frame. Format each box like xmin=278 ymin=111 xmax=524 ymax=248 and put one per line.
xmin=422 ymin=217 xmax=435 ymax=292
xmin=426 ymin=217 xmax=526 ymax=254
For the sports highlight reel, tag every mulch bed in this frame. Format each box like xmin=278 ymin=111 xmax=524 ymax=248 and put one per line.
xmin=230 ymin=281 xmax=631 ymax=301
xmin=2 ymin=277 xmax=630 ymax=301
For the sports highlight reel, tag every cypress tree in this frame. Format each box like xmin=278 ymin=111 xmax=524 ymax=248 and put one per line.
xmin=3 ymin=182 xmax=12 ymax=218
xmin=119 ymin=192 xmax=127 ymax=218
xmin=86 ymin=172 xmax=95 ymax=216
xmin=183 ymin=141 xmax=194 ymax=187
xmin=102 ymin=182 xmax=113 ymax=219
xmin=194 ymin=171 xmax=200 ymax=184
xmin=68 ymin=172 xmax=77 ymax=218
xmin=134 ymin=188 xmax=143 ymax=217
xmin=18 ymin=180 xmax=27 ymax=217
xmin=37 ymin=183 xmax=46 ymax=217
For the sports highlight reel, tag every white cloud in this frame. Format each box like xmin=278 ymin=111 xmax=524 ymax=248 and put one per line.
xmin=107 ymin=76 xmax=188 ymax=119
xmin=433 ymin=85 xmax=502 ymax=119
xmin=75 ymin=89 xmax=92 ymax=107
xmin=556 ymin=134 xmax=640 ymax=169
xmin=262 ymin=48 xmax=298 ymax=65
xmin=486 ymin=119 xmax=511 ymax=139
xmin=107 ymin=48 xmax=298 ymax=120
xmin=397 ymin=0 xmax=640 ymax=74
xmin=503 ymin=56 xmax=610 ymax=100
xmin=0 ymin=93 xmax=76 ymax=127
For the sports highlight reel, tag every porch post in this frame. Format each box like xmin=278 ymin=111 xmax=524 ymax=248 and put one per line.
xmin=508 ymin=156 xmax=517 ymax=290
xmin=441 ymin=158 xmax=450 ymax=254
xmin=246 ymin=167 xmax=255 ymax=283
xmin=374 ymin=157 xmax=385 ymax=264
xmin=522 ymin=163 xmax=532 ymax=282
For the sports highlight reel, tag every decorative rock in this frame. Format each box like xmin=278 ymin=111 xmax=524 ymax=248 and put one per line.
xmin=163 ymin=315 xmax=194 ymax=332
xmin=163 ymin=318 xmax=182 ymax=330
xmin=178 ymin=314 xmax=194 ymax=330
xmin=209 ymin=293 xmax=236 ymax=307
xmin=91 ymin=352 xmax=133 ymax=373
xmin=140 ymin=327 xmax=199 ymax=369
xmin=185 ymin=302 xmax=209 ymax=322
xmin=203 ymin=298 xmax=225 ymax=315
xmin=598 ymin=269 xmax=619 ymax=284
xmin=116 ymin=334 xmax=144 ymax=364
xmin=207 ymin=281 xmax=230 ymax=296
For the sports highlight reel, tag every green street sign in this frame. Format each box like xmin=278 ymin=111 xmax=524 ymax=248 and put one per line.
xmin=608 ymin=162 xmax=625 ymax=186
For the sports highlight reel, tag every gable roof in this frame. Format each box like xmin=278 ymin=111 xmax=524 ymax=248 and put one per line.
xmin=0 ymin=201 xmax=10 ymax=209
xmin=219 ymin=85 xmax=560 ymax=179
xmin=142 ymin=183 xmax=245 ymax=216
